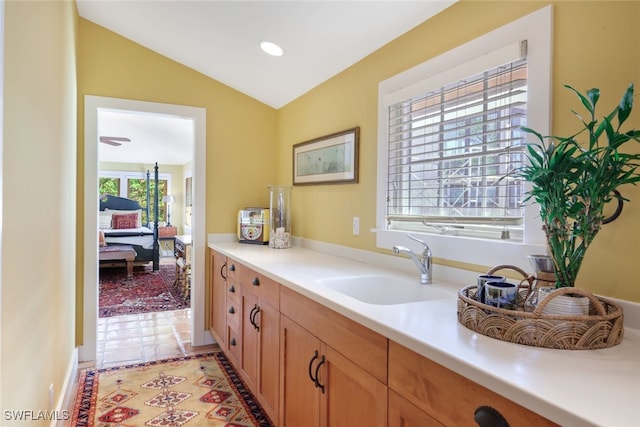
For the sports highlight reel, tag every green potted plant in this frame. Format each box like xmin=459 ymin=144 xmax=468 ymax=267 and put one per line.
xmin=516 ymin=83 xmax=640 ymax=289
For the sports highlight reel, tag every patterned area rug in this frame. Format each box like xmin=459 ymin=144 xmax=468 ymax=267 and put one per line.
xmin=99 ymin=264 xmax=189 ymax=317
xmin=69 ymin=352 xmax=273 ymax=426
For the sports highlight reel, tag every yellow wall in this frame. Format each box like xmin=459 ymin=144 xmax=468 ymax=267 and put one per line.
xmin=2 ymin=0 xmax=77 ymax=421
xmin=76 ymin=19 xmax=278 ymax=340
xmin=277 ymin=1 xmax=640 ymax=301
xmin=77 ymin=18 xmax=278 ymax=230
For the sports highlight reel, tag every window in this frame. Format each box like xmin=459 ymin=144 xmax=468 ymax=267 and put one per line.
xmin=99 ymin=171 xmax=171 ymax=225
xmin=386 ymin=56 xmax=528 ymax=241
xmin=98 ymin=177 xmax=120 ymax=197
xmin=376 ymin=6 xmax=552 ymax=267
xmin=185 ymin=175 xmax=193 ymax=228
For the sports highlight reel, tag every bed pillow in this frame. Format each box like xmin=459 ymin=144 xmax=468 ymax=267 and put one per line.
xmin=112 ymin=212 xmax=140 ymax=229
xmin=105 ymin=209 xmax=142 ymax=227
xmin=99 ymin=211 xmax=113 ymax=229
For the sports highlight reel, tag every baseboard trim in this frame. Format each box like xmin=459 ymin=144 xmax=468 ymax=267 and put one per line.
xmin=53 ymin=347 xmax=78 ymax=427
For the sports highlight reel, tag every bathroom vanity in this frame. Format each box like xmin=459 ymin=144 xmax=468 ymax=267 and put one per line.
xmin=208 ymin=241 xmax=640 ymax=426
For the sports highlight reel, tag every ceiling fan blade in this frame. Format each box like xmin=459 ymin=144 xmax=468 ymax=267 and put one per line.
xmin=99 ymin=136 xmax=131 ymax=146
xmin=100 ymin=140 xmax=122 ymax=146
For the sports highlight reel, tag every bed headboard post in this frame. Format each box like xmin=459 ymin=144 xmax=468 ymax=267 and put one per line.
xmin=152 ymin=162 xmax=160 ymax=270
xmin=146 ymin=169 xmax=151 ymax=228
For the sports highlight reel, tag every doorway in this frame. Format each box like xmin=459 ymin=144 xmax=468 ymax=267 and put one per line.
xmin=81 ymin=96 xmax=208 ymax=362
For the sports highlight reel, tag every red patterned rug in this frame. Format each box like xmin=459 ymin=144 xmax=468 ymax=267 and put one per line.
xmin=99 ymin=264 xmax=189 ymax=317
xmin=69 ymin=351 xmax=273 ymax=426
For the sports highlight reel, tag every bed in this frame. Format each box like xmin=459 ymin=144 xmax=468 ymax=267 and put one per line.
xmin=98 ymin=164 xmax=161 ymax=271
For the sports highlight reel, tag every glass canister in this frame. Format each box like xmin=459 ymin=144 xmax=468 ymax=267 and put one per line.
xmin=268 ymin=185 xmax=292 ymax=249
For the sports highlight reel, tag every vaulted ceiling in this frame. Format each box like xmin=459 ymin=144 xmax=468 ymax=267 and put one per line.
xmin=80 ymin=0 xmax=456 ymax=164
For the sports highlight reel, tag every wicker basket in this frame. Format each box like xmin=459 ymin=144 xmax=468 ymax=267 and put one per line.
xmin=457 ymin=265 xmax=624 ymax=350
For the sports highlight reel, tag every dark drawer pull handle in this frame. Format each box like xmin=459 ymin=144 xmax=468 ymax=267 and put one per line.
xmin=228 ymin=306 xmax=235 ymax=314
xmin=474 ymin=406 xmax=509 ymax=427
xmin=252 ymin=277 xmax=260 ymax=286
xmin=314 ymin=355 xmax=326 ymax=394
xmin=229 ymin=285 xmax=235 ymax=293
xmin=308 ymin=350 xmax=319 ymax=386
xmin=230 ymin=264 xmax=236 ymax=272
xmin=221 ymin=262 xmax=227 ymax=279
xmin=230 ymin=337 xmax=236 ymax=346
xmin=249 ymin=306 xmax=256 ymax=327
xmin=249 ymin=305 xmax=261 ymax=331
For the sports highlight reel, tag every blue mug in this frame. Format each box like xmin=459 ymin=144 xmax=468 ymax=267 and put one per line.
xmin=484 ymin=281 xmax=518 ymax=310
xmin=476 ymin=274 xmax=505 ymax=303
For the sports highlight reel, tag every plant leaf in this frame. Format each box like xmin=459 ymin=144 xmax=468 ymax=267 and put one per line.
xmin=617 ymin=83 xmax=634 ymax=126
xmin=565 ymin=84 xmax=594 ymax=114
xmin=587 ymin=87 xmax=600 ymax=109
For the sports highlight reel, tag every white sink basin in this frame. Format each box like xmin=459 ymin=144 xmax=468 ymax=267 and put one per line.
xmin=316 ymin=274 xmax=449 ymax=305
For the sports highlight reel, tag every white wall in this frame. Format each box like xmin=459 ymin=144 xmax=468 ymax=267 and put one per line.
xmin=1 ymin=1 xmax=77 ymax=421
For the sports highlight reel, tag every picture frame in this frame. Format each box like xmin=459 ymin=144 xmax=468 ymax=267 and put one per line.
xmin=292 ymin=127 xmax=360 ymax=185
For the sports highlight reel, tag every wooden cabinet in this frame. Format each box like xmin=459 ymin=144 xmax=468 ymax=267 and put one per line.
xmin=388 ymin=340 xmax=558 ymax=427
xmin=388 ymin=390 xmax=443 ymax=427
xmin=279 ymin=286 xmax=387 ymax=427
xmin=279 ymin=315 xmax=321 ymax=427
xmin=224 ymin=259 xmax=243 ymax=366
xmin=239 ymin=269 xmax=280 ymax=424
xmin=208 ymin=249 xmax=227 ymax=347
xmin=208 ymin=251 xmax=558 ymax=427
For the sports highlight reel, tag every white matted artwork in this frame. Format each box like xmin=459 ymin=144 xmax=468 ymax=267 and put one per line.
xmin=293 ymin=127 xmax=359 ymax=185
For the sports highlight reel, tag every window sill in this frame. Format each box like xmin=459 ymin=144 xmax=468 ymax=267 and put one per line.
xmin=376 ymin=228 xmax=546 ymax=272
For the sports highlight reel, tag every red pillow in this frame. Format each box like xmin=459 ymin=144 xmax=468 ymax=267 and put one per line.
xmin=112 ymin=213 xmax=139 ymax=229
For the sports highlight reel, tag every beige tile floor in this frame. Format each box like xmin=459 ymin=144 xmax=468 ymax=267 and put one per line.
xmin=96 ymin=308 xmax=217 ymax=368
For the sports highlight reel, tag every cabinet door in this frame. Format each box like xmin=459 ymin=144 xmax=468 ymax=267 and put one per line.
xmin=241 ymin=291 xmax=259 ymax=389
xmin=320 ymin=345 xmax=387 ymax=427
xmin=209 ymin=250 xmax=227 ymax=346
xmin=389 ymin=341 xmax=557 ymax=426
xmin=388 ymin=390 xmax=443 ymax=427
xmin=240 ymin=275 xmax=280 ymax=424
xmin=280 ymin=315 xmax=322 ymax=427
xmin=256 ymin=300 xmax=280 ymax=423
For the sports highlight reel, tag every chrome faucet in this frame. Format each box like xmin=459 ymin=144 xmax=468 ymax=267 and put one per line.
xmin=393 ymin=234 xmax=432 ymax=284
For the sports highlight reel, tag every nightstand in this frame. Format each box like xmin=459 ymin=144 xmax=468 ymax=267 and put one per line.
xmin=158 ymin=226 xmax=177 ymax=256
xmin=158 ymin=226 xmax=177 ymax=238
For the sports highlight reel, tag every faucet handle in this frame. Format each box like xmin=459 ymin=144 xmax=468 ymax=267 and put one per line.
xmin=406 ymin=234 xmax=430 ymax=252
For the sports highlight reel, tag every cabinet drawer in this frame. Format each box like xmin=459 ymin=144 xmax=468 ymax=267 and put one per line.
xmin=226 ymin=296 xmax=241 ymax=329
xmin=389 ymin=389 xmax=443 ymax=427
xmin=226 ymin=324 xmax=241 ymax=363
xmin=158 ymin=226 xmax=177 ymax=238
xmin=280 ymin=286 xmax=387 ymax=384
xmin=241 ymin=269 xmax=279 ymax=309
xmin=226 ymin=257 xmax=243 ymax=283
xmin=226 ymin=277 xmax=240 ymax=303
xmin=388 ymin=341 xmax=557 ymax=427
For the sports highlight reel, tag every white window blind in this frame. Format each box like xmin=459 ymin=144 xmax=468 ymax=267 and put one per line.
xmin=385 ymin=50 xmax=527 ymax=240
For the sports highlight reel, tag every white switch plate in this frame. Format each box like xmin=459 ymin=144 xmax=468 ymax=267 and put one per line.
xmin=353 ymin=217 xmax=360 ymax=235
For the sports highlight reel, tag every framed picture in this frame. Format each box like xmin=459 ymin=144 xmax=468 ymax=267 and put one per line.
xmin=293 ymin=127 xmax=360 ymax=185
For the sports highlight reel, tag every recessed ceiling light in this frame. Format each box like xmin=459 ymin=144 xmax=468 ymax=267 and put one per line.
xmin=260 ymin=41 xmax=284 ymax=57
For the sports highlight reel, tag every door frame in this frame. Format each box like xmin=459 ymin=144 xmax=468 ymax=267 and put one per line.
xmin=80 ymin=95 xmax=208 ymax=362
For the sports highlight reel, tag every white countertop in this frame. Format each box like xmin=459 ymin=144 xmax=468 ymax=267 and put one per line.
xmin=208 ymin=241 xmax=640 ymax=427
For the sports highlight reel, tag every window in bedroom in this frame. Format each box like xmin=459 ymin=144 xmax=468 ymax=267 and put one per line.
xmin=185 ymin=176 xmax=193 ymax=228
xmin=376 ymin=6 xmax=552 ymax=267
xmin=98 ymin=171 xmax=171 ymax=225
xmin=99 ymin=177 xmax=120 ymax=196
xmin=127 ymin=178 xmax=168 ymax=224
